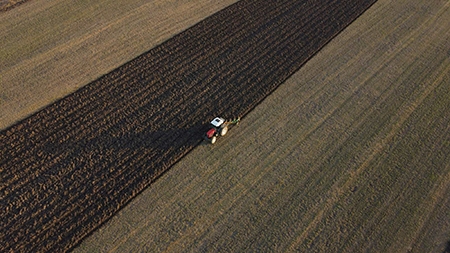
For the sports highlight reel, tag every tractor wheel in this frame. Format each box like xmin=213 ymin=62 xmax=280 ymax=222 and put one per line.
xmin=220 ymin=126 xmax=228 ymax=136
xmin=210 ymin=136 xmax=217 ymax=144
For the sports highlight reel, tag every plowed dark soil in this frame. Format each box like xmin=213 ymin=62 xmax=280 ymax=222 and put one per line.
xmin=0 ymin=0 xmax=376 ymax=252
xmin=0 ymin=0 xmax=28 ymax=12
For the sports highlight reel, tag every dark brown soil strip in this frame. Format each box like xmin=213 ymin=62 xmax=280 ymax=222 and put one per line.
xmin=0 ymin=0 xmax=377 ymax=251
xmin=0 ymin=0 xmax=30 ymax=12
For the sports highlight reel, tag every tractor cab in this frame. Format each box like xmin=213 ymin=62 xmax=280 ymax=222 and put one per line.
xmin=210 ymin=117 xmax=225 ymax=128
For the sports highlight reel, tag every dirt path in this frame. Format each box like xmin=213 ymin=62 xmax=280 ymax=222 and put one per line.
xmin=74 ymin=0 xmax=450 ymax=252
xmin=1 ymin=0 xmax=376 ymax=252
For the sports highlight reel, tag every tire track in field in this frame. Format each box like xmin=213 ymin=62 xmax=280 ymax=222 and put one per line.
xmin=0 ymin=0 xmax=377 ymax=252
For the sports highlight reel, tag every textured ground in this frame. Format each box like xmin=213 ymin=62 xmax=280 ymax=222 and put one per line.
xmin=0 ymin=0 xmax=28 ymax=11
xmin=0 ymin=0 xmax=238 ymax=129
xmin=75 ymin=0 xmax=450 ymax=252
xmin=1 ymin=0 xmax=377 ymax=252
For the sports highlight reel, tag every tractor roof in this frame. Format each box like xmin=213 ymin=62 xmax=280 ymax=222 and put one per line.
xmin=210 ymin=117 xmax=225 ymax=127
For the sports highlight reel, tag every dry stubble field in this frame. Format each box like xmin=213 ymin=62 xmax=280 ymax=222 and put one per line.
xmin=75 ymin=0 xmax=450 ymax=252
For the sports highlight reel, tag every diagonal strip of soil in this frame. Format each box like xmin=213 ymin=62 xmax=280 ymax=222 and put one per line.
xmin=0 ymin=0 xmax=377 ymax=251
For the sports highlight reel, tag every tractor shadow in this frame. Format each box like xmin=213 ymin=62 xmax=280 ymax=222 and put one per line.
xmin=44 ymin=121 xmax=209 ymax=161
xmin=443 ymin=240 xmax=450 ymax=253
xmin=90 ymin=117 xmax=239 ymax=152
xmin=104 ymin=123 xmax=207 ymax=151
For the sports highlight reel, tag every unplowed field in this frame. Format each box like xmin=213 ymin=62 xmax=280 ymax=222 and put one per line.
xmin=1 ymin=0 xmax=376 ymax=252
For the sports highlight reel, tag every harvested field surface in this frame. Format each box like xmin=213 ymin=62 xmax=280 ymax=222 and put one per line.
xmin=0 ymin=0 xmax=376 ymax=252
xmin=75 ymin=0 xmax=450 ymax=252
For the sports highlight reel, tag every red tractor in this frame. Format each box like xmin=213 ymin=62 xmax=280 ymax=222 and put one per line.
xmin=205 ymin=117 xmax=240 ymax=144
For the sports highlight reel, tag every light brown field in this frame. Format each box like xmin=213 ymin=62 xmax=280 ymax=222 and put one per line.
xmin=0 ymin=0 xmax=238 ymax=130
xmin=73 ymin=0 xmax=450 ymax=252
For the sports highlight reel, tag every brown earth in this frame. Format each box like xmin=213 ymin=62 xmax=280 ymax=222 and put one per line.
xmin=75 ymin=0 xmax=450 ymax=252
xmin=0 ymin=0 xmax=28 ymax=12
xmin=0 ymin=0 xmax=239 ymax=130
xmin=0 ymin=0 xmax=377 ymax=252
